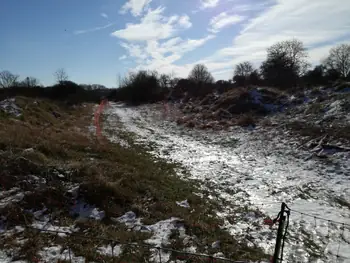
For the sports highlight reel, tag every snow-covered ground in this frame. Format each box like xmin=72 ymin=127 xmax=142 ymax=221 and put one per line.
xmin=104 ymin=103 xmax=350 ymax=263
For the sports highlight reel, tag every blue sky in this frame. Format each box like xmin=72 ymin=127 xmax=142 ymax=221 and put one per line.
xmin=1 ymin=0 xmax=350 ymax=88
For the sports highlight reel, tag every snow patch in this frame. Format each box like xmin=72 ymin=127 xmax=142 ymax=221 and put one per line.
xmin=38 ymin=245 xmax=85 ymax=263
xmin=324 ymin=100 xmax=343 ymax=118
xmin=114 ymin=211 xmax=188 ymax=262
xmin=176 ymin=199 xmax=190 ymax=208
xmin=70 ymin=199 xmax=105 ymax=221
xmin=145 ymin=218 xmax=185 ymax=262
xmin=97 ymin=244 xmax=122 ymax=257
xmin=0 ymin=190 xmax=25 ymax=209
xmin=0 ymin=98 xmax=22 ymax=117
xmin=113 ymin=211 xmax=142 ymax=229
xmin=29 ymin=207 xmax=79 ymax=237
xmin=249 ymin=89 xmax=278 ymax=112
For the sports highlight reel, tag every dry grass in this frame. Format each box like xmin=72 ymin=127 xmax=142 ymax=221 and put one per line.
xmin=235 ymin=114 xmax=256 ymax=127
xmin=0 ymin=97 xmax=268 ymax=262
xmin=286 ymin=121 xmax=350 ymax=142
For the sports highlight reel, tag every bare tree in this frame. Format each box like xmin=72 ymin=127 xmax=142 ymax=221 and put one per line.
xmin=169 ymin=77 xmax=180 ymax=89
xmin=267 ymin=39 xmax=310 ymax=76
xmin=188 ymin=64 xmax=214 ymax=83
xmin=323 ymin=44 xmax=350 ymax=78
xmin=0 ymin=70 xmax=19 ymax=88
xmin=54 ymin=68 xmax=69 ymax=83
xmin=159 ymin=74 xmax=171 ymax=89
xmin=234 ymin=61 xmax=254 ymax=78
xmin=21 ymin=76 xmax=40 ymax=87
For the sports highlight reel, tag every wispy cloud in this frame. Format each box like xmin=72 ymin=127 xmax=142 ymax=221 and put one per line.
xmin=111 ymin=7 xmax=192 ymax=41
xmin=120 ymin=0 xmax=152 ymax=17
xmin=208 ymin=12 xmax=245 ymax=33
xmin=228 ymin=0 xmax=274 ymax=13
xmin=119 ymin=55 xmax=128 ymax=60
xmin=74 ymin=23 xmax=114 ymax=35
xmin=205 ymin=0 xmax=350 ymax=79
xmin=119 ymin=35 xmax=215 ymax=74
xmin=178 ymin=15 xmax=192 ymax=29
xmin=116 ymin=0 xmax=350 ymax=81
xmin=101 ymin=13 xmax=108 ymax=19
xmin=200 ymin=0 xmax=220 ymax=9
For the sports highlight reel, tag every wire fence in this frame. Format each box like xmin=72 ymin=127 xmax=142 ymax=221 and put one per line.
xmin=2 ymin=192 xmax=350 ymax=263
xmin=25 ymin=226 xmax=253 ymax=263
xmin=288 ymin=208 xmax=350 ymax=263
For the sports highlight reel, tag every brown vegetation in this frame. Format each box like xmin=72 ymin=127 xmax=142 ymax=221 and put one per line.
xmin=0 ymin=97 xmax=267 ymax=262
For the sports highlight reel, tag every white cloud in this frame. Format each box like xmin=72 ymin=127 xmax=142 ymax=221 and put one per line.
xmin=117 ymin=0 xmax=350 ymax=81
xmin=120 ymin=43 xmax=148 ymax=60
xmin=178 ymin=15 xmax=192 ymax=29
xmin=208 ymin=12 xmax=245 ymax=33
xmin=185 ymin=0 xmax=350 ymax=80
xmin=101 ymin=13 xmax=108 ymax=19
xmin=74 ymin=23 xmax=114 ymax=35
xmin=120 ymin=0 xmax=152 ymax=17
xmin=111 ymin=7 xmax=192 ymax=41
xmin=200 ymin=0 xmax=220 ymax=9
xmin=120 ymin=35 xmax=215 ymax=75
xmin=119 ymin=55 xmax=127 ymax=60
xmin=228 ymin=1 xmax=274 ymax=13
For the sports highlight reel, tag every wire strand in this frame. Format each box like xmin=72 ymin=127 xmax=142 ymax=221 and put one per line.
xmin=23 ymin=225 xmax=249 ymax=263
xmin=290 ymin=208 xmax=350 ymax=228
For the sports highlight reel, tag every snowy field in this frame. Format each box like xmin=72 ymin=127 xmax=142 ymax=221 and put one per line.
xmin=104 ymin=103 xmax=350 ymax=263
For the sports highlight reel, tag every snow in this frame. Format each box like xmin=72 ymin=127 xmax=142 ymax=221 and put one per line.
xmin=113 ymin=211 xmax=190 ymax=262
xmin=0 ymin=189 xmax=25 ymax=209
xmin=0 ymin=192 xmax=25 ymax=208
xmin=38 ymin=245 xmax=85 ymax=263
xmin=176 ymin=199 xmax=190 ymax=208
xmin=31 ymin=208 xmax=79 ymax=237
xmin=0 ymin=246 xmax=86 ymax=263
xmin=0 ymin=98 xmax=22 ymax=117
xmin=97 ymin=244 xmax=122 ymax=257
xmin=104 ymin=103 xmax=350 ymax=263
xmin=113 ymin=211 xmax=142 ymax=229
xmin=70 ymin=199 xmax=105 ymax=221
xmin=249 ymin=89 xmax=278 ymax=112
xmin=324 ymin=100 xmax=343 ymax=118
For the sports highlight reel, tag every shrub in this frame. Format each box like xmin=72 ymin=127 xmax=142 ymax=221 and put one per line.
xmin=112 ymin=71 xmax=166 ymax=105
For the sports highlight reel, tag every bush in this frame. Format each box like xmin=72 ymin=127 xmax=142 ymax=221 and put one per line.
xmin=111 ymin=71 xmax=166 ymax=105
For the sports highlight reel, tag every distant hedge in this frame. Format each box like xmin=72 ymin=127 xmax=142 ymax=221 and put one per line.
xmin=0 ymin=81 xmax=111 ymax=104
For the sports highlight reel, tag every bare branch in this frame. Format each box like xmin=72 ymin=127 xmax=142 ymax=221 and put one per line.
xmin=323 ymin=44 xmax=350 ymax=78
xmin=0 ymin=70 xmax=19 ymax=88
xmin=54 ymin=68 xmax=69 ymax=83
xmin=188 ymin=64 xmax=214 ymax=83
xmin=234 ymin=61 xmax=254 ymax=78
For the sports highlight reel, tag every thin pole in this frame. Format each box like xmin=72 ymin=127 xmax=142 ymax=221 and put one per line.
xmin=273 ymin=203 xmax=286 ymax=263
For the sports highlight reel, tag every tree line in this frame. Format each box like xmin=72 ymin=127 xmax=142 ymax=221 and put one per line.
xmin=0 ymin=68 xmax=110 ymax=104
xmin=111 ymin=40 xmax=349 ymax=104
xmin=1 ymin=39 xmax=349 ymax=105
xmin=232 ymin=40 xmax=350 ymax=89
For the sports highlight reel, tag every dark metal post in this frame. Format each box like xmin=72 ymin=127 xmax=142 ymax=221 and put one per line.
xmin=273 ymin=203 xmax=286 ymax=263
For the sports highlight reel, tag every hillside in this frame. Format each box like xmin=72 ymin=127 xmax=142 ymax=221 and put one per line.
xmin=107 ymin=83 xmax=350 ymax=262
xmin=0 ymin=97 xmax=268 ymax=262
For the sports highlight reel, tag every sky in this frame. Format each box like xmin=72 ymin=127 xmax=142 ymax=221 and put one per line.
xmin=1 ymin=0 xmax=350 ymax=88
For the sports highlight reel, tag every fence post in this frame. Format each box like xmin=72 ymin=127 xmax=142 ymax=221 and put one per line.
xmin=273 ymin=202 xmax=286 ymax=263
